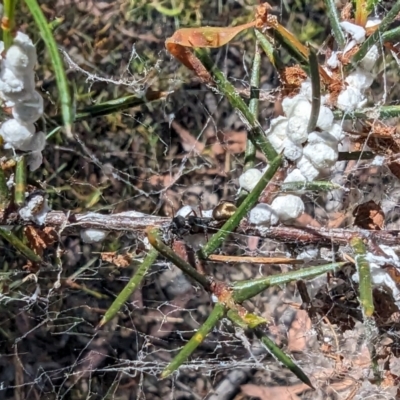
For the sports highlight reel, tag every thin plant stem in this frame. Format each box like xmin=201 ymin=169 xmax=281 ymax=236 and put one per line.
xmin=15 ymin=156 xmax=26 ymax=206
xmin=244 ymin=42 xmax=261 ymax=171
xmin=383 ymin=26 xmax=400 ymax=42
xmin=161 ymin=302 xmax=226 ymax=378
xmin=255 ymin=325 xmax=314 ymax=388
xmin=147 ymin=227 xmax=212 ymax=290
xmin=0 ymin=168 xmax=10 ymax=209
xmin=350 ymin=237 xmax=374 ymax=317
xmin=227 ymin=309 xmax=314 ymax=389
xmin=25 ymin=0 xmax=73 ymax=138
xmin=65 ymin=279 xmax=109 ymax=299
xmin=0 ymin=227 xmax=41 ymax=263
xmin=281 ymin=180 xmax=341 ymax=193
xmin=364 ymin=318 xmax=381 ymax=383
xmin=51 ymin=90 xmax=170 ymax=125
xmin=324 ymin=0 xmax=345 ymax=49
xmin=208 ymin=254 xmax=302 ymax=265
xmin=2 ymin=0 xmax=18 ymax=50
xmin=372 ymin=105 xmax=400 ymax=119
xmin=233 ymin=262 xmax=345 ymax=303
xmin=194 ymin=47 xmax=278 ymax=162
xmin=254 ymin=29 xmax=284 ymax=71
xmin=265 ymin=21 xmax=308 ymax=64
xmin=307 ymin=47 xmax=321 ymax=133
xmin=333 ymin=105 xmax=400 ymax=120
xmin=103 ymin=379 xmax=120 ymax=400
xmin=350 ymin=238 xmax=380 ymax=382
xmin=198 ymin=155 xmax=283 ymax=259
xmin=97 ymin=248 xmax=159 ymax=328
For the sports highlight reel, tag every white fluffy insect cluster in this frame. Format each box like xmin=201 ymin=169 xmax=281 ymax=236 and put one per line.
xmin=0 ymin=32 xmax=45 ymax=171
xmin=335 ymin=20 xmax=380 ymax=112
xmin=240 ymin=83 xmax=339 ymax=226
xmin=238 ymin=168 xmax=263 ymax=192
xmin=240 ymin=18 xmax=382 ymax=228
xmin=80 ymin=228 xmax=108 ymax=244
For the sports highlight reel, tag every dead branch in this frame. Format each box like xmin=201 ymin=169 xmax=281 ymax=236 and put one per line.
xmin=40 ymin=210 xmax=400 ymax=248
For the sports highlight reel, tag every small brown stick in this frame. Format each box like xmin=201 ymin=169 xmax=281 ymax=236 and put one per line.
xmin=259 ymin=165 xmax=287 ymax=204
xmin=207 ymin=254 xmax=303 ymax=265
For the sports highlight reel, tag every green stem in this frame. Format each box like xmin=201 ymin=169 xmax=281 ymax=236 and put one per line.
xmin=97 ymin=248 xmax=158 ymax=328
xmin=334 ymin=105 xmax=400 ymax=120
xmin=244 ymin=43 xmax=261 ymax=171
xmin=233 ymin=262 xmax=345 ymax=303
xmin=383 ymin=25 xmax=400 ymax=42
xmin=161 ymin=302 xmax=226 ymax=378
xmin=227 ymin=309 xmax=314 ymax=389
xmin=15 ymin=156 xmax=26 ymax=206
xmin=52 ymin=90 xmax=169 ymax=124
xmin=256 ymin=325 xmax=314 ymax=388
xmin=3 ymin=0 xmax=18 ymax=50
xmin=0 ymin=227 xmax=42 ymax=263
xmin=307 ymin=47 xmax=321 ymax=133
xmin=372 ymin=105 xmax=400 ymax=119
xmin=147 ymin=227 xmax=212 ymax=290
xmin=24 ymin=0 xmax=73 ymax=138
xmin=198 ymin=155 xmax=283 ymax=259
xmin=281 ymin=180 xmax=341 ymax=193
xmin=254 ymin=29 xmax=285 ymax=71
xmin=348 ymin=0 xmax=400 ymax=71
xmin=350 ymin=237 xmax=380 ymax=382
xmin=324 ymin=0 xmax=345 ymax=49
xmin=254 ymin=327 xmax=314 ymax=389
xmin=272 ymin=29 xmax=308 ymax=66
xmin=194 ymin=48 xmax=278 ymax=162
xmin=0 ymin=168 xmax=10 ymax=209
xmin=350 ymin=237 xmax=374 ymax=317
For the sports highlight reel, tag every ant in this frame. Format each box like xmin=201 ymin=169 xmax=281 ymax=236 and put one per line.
xmin=168 ymin=201 xmax=237 ymax=241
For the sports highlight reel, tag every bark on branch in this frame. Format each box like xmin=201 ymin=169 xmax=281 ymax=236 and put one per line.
xmin=41 ymin=210 xmax=400 ymax=248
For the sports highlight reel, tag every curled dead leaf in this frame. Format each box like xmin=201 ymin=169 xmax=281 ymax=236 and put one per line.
xmin=352 ymin=200 xmax=384 ymax=230
xmin=165 ymin=21 xmax=255 ymax=83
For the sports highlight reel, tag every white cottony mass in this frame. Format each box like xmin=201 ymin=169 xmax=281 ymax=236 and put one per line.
xmin=0 ymin=32 xmax=45 ymax=171
xmin=248 ymin=203 xmax=279 ymax=226
xmin=81 ymin=229 xmax=108 ymax=244
xmin=239 ymin=168 xmax=263 ymax=192
xmin=271 ymin=194 xmax=305 ymax=221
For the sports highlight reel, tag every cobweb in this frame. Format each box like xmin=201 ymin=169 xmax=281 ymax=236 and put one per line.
xmin=2 ymin=1 xmax=400 ymax=400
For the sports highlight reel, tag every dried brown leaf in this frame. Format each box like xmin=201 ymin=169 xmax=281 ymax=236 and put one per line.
xmin=353 ymin=200 xmax=384 ymax=230
xmin=287 ymin=310 xmax=312 ymax=352
xmin=101 ymin=252 xmax=133 ymax=268
xmin=24 ymin=226 xmax=58 ymax=257
xmin=241 ymin=383 xmax=308 ymax=400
